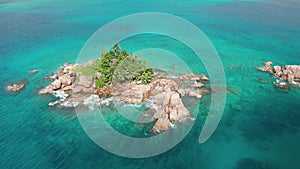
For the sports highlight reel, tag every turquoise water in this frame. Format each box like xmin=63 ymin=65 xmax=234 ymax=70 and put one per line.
xmin=1 ymin=0 xmax=300 ymax=168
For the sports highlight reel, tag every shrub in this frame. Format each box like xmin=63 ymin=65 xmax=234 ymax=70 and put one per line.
xmin=95 ymin=79 xmax=105 ymax=88
xmin=76 ymin=44 xmax=154 ymax=87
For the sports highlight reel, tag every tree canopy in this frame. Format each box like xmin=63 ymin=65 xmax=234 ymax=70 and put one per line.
xmin=94 ymin=44 xmax=154 ymax=87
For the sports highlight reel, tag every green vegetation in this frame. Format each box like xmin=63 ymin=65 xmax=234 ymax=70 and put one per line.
xmin=75 ymin=44 xmax=154 ymax=88
xmin=74 ymin=60 xmax=101 ymax=77
xmin=112 ymin=54 xmax=154 ymax=84
xmin=95 ymin=78 xmax=105 ymax=88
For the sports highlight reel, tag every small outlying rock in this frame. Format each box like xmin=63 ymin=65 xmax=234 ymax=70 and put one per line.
xmin=200 ymin=74 xmax=210 ymax=81
xmin=256 ymin=61 xmax=273 ymax=73
xmin=7 ymin=84 xmax=25 ymax=92
xmin=29 ymin=69 xmax=40 ymax=75
xmin=180 ymin=73 xmax=210 ymax=81
xmin=257 ymin=62 xmax=300 ymax=90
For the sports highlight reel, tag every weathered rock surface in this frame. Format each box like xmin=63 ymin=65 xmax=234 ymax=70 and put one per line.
xmin=60 ymin=75 xmax=74 ymax=86
xmin=152 ymin=114 xmax=170 ymax=131
xmin=78 ymin=75 xmax=93 ymax=88
xmin=51 ymin=79 xmax=62 ymax=90
xmin=109 ymin=77 xmax=199 ymax=133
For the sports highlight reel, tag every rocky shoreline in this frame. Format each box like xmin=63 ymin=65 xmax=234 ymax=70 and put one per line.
xmin=39 ymin=62 xmax=210 ymax=132
xmin=257 ymin=62 xmax=300 ymax=90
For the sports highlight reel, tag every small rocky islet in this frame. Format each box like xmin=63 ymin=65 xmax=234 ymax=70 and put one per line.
xmin=7 ymin=84 xmax=25 ymax=92
xmin=39 ymin=44 xmax=210 ymax=132
xmin=6 ymin=70 xmax=39 ymax=92
xmin=257 ymin=61 xmax=300 ymax=90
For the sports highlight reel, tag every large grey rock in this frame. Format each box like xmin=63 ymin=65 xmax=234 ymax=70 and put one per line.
xmin=162 ymin=92 xmax=173 ymax=107
xmin=72 ymin=83 xmax=83 ymax=93
xmin=152 ymin=114 xmax=170 ymax=132
xmin=170 ymin=93 xmax=181 ymax=107
xmin=169 ymin=109 xmax=179 ymax=122
xmin=117 ymin=84 xmax=151 ymax=104
xmin=153 ymin=93 xmax=164 ymax=106
xmin=152 ymin=91 xmax=173 ymax=107
xmin=51 ymin=79 xmax=62 ymax=90
xmin=287 ymin=73 xmax=295 ymax=83
xmin=154 ymin=109 xmax=165 ymax=120
xmin=60 ymin=75 xmax=72 ymax=86
xmin=78 ymin=75 xmax=93 ymax=88
xmin=273 ymin=66 xmax=282 ymax=77
xmin=287 ymin=65 xmax=300 ymax=78
xmin=176 ymin=105 xmax=190 ymax=120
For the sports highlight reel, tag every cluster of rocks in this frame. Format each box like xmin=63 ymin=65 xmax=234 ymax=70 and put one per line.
xmin=39 ymin=63 xmax=94 ymax=95
xmin=39 ymin=62 xmax=210 ymax=132
xmin=6 ymin=70 xmax=40 ymax=93
xmin=257 ymin=62 xmax=300 ymax=89
xmin=106 ymin=76 xmax=209 ymax=132
xmin=7 ymin=84 xmax=25 ymax=92
xmin=39 ymin=63 xmax=100 ymax=107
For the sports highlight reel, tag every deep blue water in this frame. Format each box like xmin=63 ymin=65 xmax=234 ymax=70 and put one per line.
xmin=0 ymin=0 xmax=300 ymax=169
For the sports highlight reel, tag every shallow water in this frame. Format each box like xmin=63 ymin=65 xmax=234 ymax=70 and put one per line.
xmin=0 ymin=0 xmax=300 ymax=169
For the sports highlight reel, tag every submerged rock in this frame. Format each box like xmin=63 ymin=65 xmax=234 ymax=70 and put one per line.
xmin=234 ymin=158 xmax=275 ymax=169
xmin=29 ymin=69 xmax=40 ymax=75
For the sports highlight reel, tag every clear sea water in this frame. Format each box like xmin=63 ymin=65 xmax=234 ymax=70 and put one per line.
xmin=1 ymin=0 xmax=300 ymax=169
